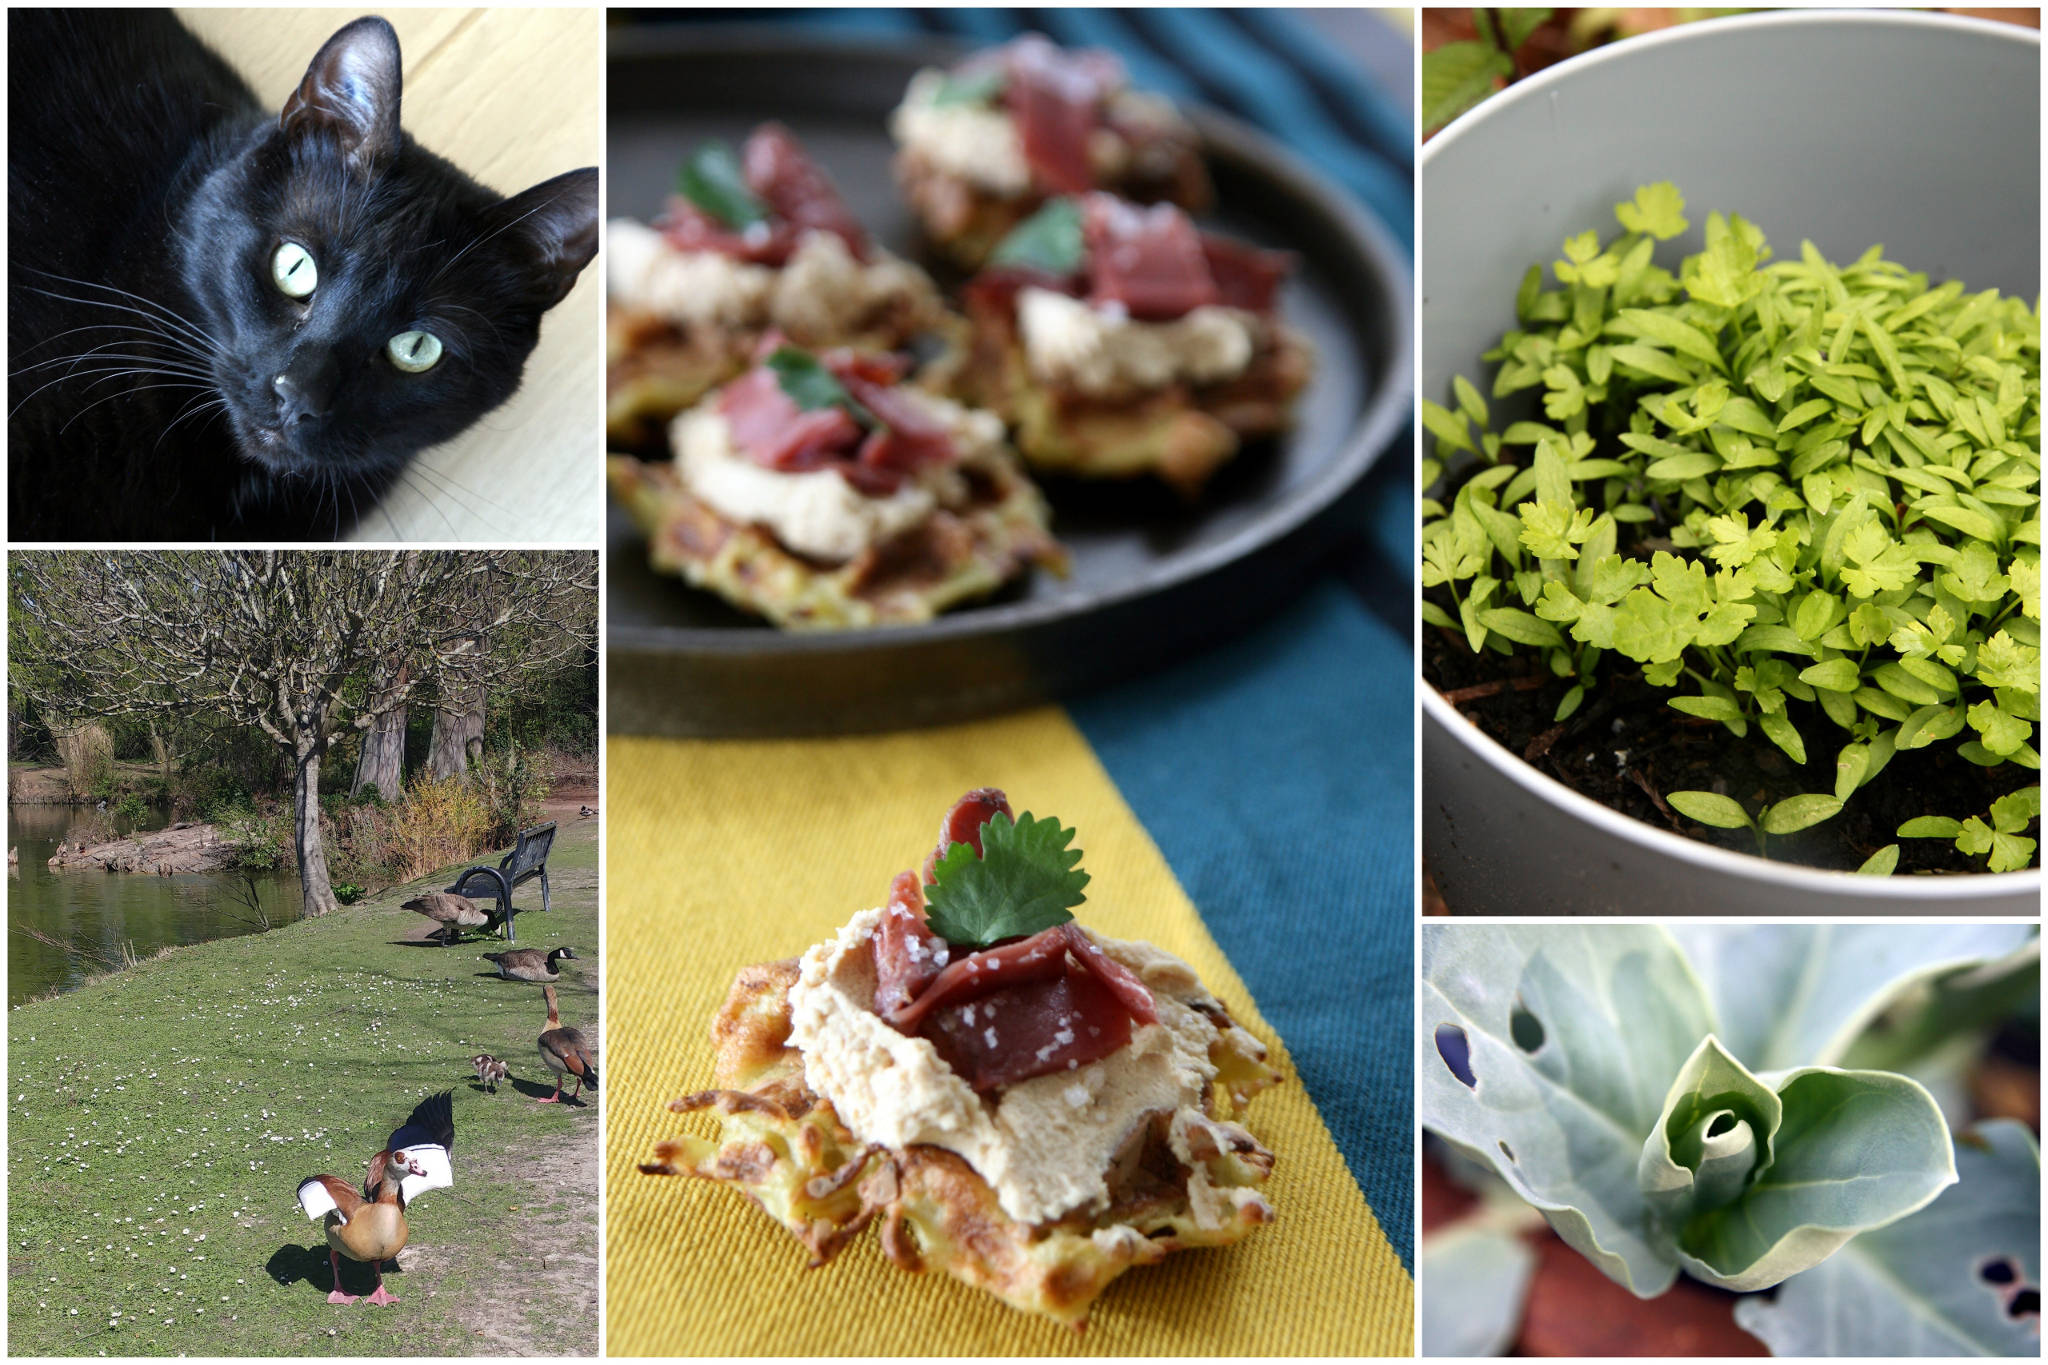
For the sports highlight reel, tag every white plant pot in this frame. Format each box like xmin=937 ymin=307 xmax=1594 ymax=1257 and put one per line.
xmin=1422 ymin=11 xmax=2042 ymax=915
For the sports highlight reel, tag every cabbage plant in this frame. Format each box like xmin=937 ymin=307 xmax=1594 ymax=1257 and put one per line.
xmin=1421 ymin=923 xmax=2039 ymax=1354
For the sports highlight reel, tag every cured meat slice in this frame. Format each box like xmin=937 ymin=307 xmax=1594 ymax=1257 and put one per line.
xmin=743 ymin=122 xmax=870 ymax=260
xmin=920 ymin=965 xmax=1137 ymax=1091
xmin=1082 ymin=195 xmax=1218 ymax=322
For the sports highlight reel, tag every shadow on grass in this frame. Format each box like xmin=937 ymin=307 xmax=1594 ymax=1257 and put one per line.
xmin=268 ymin=1242 xmax=409 ymax=1301
xmin=507 ymin=1074 xmax=592 ymax=1107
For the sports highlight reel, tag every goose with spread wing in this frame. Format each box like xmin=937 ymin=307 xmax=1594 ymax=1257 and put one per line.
xmin=294 ymin=1091 xmax=455 ymax=1305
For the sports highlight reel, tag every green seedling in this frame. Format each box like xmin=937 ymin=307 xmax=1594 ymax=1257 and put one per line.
xmin=1898 ymin=786 xmax=2042 ymax=874
xmin=1423 ymin=183 xmax=2042 ymax=868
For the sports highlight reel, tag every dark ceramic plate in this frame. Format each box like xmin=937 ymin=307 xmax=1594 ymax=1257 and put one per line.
xmin=607 ymin=29 xmax=1412 ymax=736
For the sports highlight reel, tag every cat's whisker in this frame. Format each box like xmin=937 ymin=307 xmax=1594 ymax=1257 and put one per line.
xmin=392 ymin=469 xmax=465 ymax=539
xmin=429 ymin=200 xmax=552 ymax=287
xmin=9 ymin=364 xmax=212 ymax=419
xmin=15 ymin=291 xmax=223 ymax=371
xmin=19 ymin=268 xmax=227 ymax=355
xmin=58 ymin=379 xmax=222 ymax=435
xmin=401 ymin=458 xmax=514 ymax=524
xmin=154 ymin=393 xmax=230 ymax=453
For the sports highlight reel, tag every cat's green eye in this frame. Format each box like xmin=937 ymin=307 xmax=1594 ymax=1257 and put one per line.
xmin=386 ymin=330 xmax=443 ymax=374
xmin=271 ymin=241 xmax=317 ymax=299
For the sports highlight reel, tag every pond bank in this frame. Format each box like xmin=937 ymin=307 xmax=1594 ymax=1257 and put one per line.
xmin=43 ymin=820 xmax=236 ymax=874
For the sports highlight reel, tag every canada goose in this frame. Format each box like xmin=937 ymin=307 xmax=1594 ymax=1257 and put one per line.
xmin=471 ymin=1054 xmax=508 ymax=1093
xmin=401 ymin=891 xmax=501 ymax=945
xmin=295 ymin=1092 xmax=455 ymax=1306
xmin=535 ymin=983 xmax=598 ymax=1105
xmin=481 ymin=946 xmax=579 ymax=983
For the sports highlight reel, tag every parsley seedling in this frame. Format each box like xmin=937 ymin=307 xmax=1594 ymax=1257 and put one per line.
xmin=1423 ymin=183 xmax=2041 ymax=869
xmin=923 ymin=810 xmax=1090 ymax=949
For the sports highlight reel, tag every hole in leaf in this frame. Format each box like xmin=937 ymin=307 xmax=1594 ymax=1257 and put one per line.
xmin=1509 ymin=999 xmax=1545 ymax=1053
xmin=1435 ymin=1024 xmax=1476 ymax=1087
xmin=1708 ymin=1113 xmax=1737 ymax=1138
xmin=1979 ymin=1257 xmax=2020 ymax=1287
xmin=2008 ymin=1288 xmax=2039 ymax=1320
xmin=1498 ymin=1140 xmax=1515 ymax=1163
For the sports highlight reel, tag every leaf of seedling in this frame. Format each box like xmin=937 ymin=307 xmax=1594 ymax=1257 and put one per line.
xmin=1614 ymin=182 xmax=1689 ymax=241
xmin=1856 ymin=845 xmax=1900 ymax=876
xmin=1668 ymin=791 xmax=1754 ymax=830
xmin=1761 ymin=794 xmax=1843 ymax=836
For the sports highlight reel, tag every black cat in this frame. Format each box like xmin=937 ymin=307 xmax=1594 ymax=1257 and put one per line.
xmin=8 ymin=11 xmax=598 ymax=540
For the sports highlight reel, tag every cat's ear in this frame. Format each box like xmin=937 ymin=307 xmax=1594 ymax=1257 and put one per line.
xmin=490 ymin=168 xmax=600 ymax=310
xmin=281 ymin=16 xmax=402 ymax=170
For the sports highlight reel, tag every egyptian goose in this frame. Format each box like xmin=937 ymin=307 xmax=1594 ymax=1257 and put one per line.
xmin=472 ymin=1054 xmax=508 ymax=1093
xmin=401 ymin=891 xmax=499 ymax=945
xmin=482 ymin=945 xmax=579 ymax=982
xmin=294 ymin=1092 xmax=455 ymax=1305
xmin=536 ymin=983 xmax=598 ymax=1105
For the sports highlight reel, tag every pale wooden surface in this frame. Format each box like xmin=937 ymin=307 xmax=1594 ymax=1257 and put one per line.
xmin=177 ymin=8 xmax=602 ymax=543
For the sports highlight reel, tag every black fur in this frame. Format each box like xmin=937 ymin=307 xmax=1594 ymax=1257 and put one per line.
xmin=8 ymin=11 xmax=598 ymax=540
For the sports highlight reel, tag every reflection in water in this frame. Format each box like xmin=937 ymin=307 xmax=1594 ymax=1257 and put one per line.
xmin=7 ymin=802 xmax=300 ymax=1005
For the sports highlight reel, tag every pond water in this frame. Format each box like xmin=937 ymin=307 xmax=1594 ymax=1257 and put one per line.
xmin=7 ymin=803 xmax=301 ymax=1006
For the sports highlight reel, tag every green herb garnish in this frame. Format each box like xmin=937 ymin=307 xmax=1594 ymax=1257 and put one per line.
xmin=677 ymin=141 xmax=767 ymax=230
xmin=988 ymin=197 xmax=1085 ymax=277
xmin=764 ymin=346 xmax=884 ymax=431
xmin=929 ymin=67 xmax=1007 ymax=108
xmin=1421 ymin=182 xmax=2042 ymax=871
xmin=924 ymin=810 xmax=1090 ymax=949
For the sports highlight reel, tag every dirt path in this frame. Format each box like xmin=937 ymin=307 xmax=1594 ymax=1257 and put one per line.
xmin=410 ymin=857 xmax=603 ymax=1356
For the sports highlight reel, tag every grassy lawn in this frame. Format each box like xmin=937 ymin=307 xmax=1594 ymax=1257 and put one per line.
xmin=7 ymin=817 xmax=600 ymax=1357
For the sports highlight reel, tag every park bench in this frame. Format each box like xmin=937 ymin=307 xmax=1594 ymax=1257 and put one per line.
xmin=444 ymin=821 xmax=556 ymax=943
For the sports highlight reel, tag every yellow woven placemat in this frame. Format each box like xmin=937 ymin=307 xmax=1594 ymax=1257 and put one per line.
xmin=605 ymin=707 xmax=1412 ymax=1355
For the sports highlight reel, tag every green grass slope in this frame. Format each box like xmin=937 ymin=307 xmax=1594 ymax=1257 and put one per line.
xmin=8 ymin=818 xmax=601 ymax=1357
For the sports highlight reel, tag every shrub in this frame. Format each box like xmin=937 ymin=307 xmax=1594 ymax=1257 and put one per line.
xmin=331 ymin=882 xmax=365 ymax=905
xmin=113 ymin=793 xmax=149 ymax=824
xmin=1422 ymin=184 xmax=2041 ymax=870
xmin=386 ymin=774 xmax=494 ymax=883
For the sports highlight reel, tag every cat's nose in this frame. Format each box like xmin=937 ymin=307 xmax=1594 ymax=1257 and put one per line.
xmin=272 ymin=371 xmax=330 ymax=426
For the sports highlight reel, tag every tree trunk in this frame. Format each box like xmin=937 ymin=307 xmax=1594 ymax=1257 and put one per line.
xmin=353 ymin=659 xmax=409 ymax=800
xmin=147 ymin=721 xmax=172 ymax=788
xmin=427 ymin=684 xmax=485 ymax=780
xmin=295 ymin=749 xmax=340 ymax=917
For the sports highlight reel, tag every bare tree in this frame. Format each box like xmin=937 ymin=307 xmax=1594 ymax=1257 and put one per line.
xmin=11 ymin=551 xmax=595 ymax=917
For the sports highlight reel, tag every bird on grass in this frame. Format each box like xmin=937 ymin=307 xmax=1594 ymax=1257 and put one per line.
xmin=295 ymin=1092 xmax=455 ymax=1306
xmin=472 ymin=1054 xmax=508 ymax=1093
xmin=536 ymin=982 xmax=598 ymax=1105
xmin=481 ymin=945 xmax=579 ymax=982
xmin=402 ymin=890 xmax=506 ymax=945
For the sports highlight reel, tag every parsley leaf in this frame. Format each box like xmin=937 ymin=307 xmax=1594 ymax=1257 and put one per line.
xmin=676 ymin=141 xmax=767 ymax=230
xmin=989 ymin=197 xmax=1085 ymax=276
xmin=930 ymin=67 xmax=1006 ymax=107
xmin=923 ymin=810 xmax=1090 ymax=949
xmin=764 ymin=346 xmax=883 ymax=431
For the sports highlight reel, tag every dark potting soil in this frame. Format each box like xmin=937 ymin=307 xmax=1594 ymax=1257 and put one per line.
xmin=1424 ymin=627 xmax=2025 ymax=877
